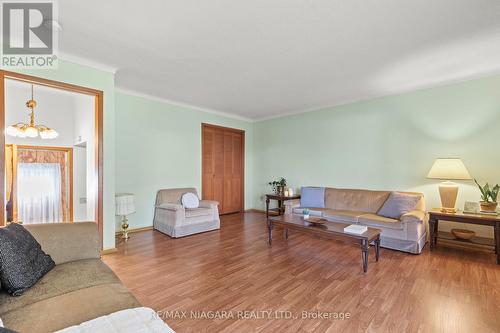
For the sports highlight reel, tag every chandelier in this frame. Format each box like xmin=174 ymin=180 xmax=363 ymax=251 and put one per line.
xmin=5 ymin=84 xmax=59 ymax=139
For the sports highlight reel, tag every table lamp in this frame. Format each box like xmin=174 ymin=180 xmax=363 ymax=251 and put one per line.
xmin=115 ymin=193 xmax=135 ymax=240
xmin=427 ymin=158 xmax=472 ymax=213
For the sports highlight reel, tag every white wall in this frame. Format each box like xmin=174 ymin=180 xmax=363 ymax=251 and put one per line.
xmin=5 ymin=79 xmax=95 ymax=222
xmin=73 ymin=93 xmax=96 ymax=221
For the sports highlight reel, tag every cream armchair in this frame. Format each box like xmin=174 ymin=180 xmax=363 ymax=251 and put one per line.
xmin=153 ymin=188 xmax=220 ymax=238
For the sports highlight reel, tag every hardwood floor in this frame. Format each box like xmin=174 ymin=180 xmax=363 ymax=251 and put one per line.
xmin=103 ymin=212 xmax=500 ymax=333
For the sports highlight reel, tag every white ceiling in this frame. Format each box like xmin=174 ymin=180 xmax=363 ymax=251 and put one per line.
xmin=59 ymin=0 xmax=500 ymax=121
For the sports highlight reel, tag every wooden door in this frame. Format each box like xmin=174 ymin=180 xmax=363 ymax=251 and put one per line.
xmin=202 ymin=124 xmax=244 ymax=214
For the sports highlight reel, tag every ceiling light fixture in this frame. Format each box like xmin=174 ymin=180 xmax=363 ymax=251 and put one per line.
xmin=5 ymin=84 xmax=59 ymax=139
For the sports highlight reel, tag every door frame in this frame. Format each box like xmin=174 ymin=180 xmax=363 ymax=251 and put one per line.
xmin=201 ymin=123 xmax=245 ymax=214
xmin=0 ymin=70 xmax=104 ymax=248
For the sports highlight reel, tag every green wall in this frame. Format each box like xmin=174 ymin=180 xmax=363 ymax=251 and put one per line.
xmin=115 ymin=92 xmax=253 ymax=230
xmin=253 ymin=75 xmax=500 ymax=237
xmin=10 ymin=60 xmax=117 ymax=249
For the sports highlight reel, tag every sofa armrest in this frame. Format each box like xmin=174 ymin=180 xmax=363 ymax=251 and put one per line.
xmin=155 ymin=203 xmax=184 ymax=211
xmin=401 ymin=210 xmax=426 ymax=224
xmin=24 ymin=222 xmax=100 ymax=265
xmin=284 ymin=199 xmax=301 ymax=215
xmin=199 ymin=200 xmax=219 ymax=208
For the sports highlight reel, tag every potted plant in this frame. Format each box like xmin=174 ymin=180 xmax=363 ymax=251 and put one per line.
xmin=474 ymin=179 xmax=499 ymax=212
xmin=268 ymin=177 xmax=287 ymax=195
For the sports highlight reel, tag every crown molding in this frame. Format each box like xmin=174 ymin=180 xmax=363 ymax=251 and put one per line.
xmin=58 ymin=52 xmax=118 ymax=74
xmin=115 ymin=87 xmax=254 ymax=123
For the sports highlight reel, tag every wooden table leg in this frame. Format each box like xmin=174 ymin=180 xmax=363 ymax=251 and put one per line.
xmin=375 ymin=236 xmax=380 ymax=262
xmin=495 ymin=223 xmax=500 ymax=264
xmin=265 ymin=197 xmax=270 ymax=220
xmin=361 ymin=239 xmax=368 ymax=273
xmin=278 ymin=200 xmax=283 ymax=215
xmin=429 ymin=217 xmax=438 ymax=250
xmin=268 ymin=220 xmax=273 ymax=246
xmin=284 ymin=227 xmax=288 ymax=240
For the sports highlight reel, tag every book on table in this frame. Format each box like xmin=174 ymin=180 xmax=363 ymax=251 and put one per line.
xmin=344 ymin=224 xmax=368 ymax=235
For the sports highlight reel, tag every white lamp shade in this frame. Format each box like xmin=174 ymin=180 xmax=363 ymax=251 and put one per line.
xmin=115 ymin=193 xmax=135 ymax=216
xmin=427 ymin=158 xmax=472 ymax=180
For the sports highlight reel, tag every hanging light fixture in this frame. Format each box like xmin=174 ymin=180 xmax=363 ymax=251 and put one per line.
xmin=5 ymin=84 xmax=59 ymax=139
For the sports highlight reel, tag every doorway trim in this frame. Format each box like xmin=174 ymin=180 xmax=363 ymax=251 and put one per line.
xmin=201 ymin=123 xmax=245 ymax=214
xmin=0 ymin=70 xmax=104 ymax=249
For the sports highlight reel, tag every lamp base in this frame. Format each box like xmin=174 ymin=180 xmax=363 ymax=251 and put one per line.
xmin=438 ymin=181 xmax=459 ymax=214
xmin=121 ymin=216 xmax=129 ymax=241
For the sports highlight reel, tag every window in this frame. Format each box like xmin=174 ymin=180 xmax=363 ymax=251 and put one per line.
xmin=17 ymin=163 xmax=62 ymax=223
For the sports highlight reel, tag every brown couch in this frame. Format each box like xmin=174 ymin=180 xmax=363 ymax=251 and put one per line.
xmin=284 ymin=187 xmax=427 ymax=254
xmin=0 ymin=222 xmax=140 ymax=333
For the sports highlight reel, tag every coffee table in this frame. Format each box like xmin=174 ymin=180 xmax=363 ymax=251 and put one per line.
xmin=267 ymin=215 xmax=381 ymax=273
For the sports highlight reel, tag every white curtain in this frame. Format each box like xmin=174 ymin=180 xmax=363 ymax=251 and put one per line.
xmin=17 ymin=163 xmax=62 ymax=224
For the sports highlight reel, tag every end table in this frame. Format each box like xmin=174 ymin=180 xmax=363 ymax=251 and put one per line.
xmin=428 ymin=209 xmax=500 ymax=264
xmin=265 ymin=194 xmax=301 ymax=219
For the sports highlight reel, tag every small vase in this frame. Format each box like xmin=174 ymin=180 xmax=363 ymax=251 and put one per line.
xmin=304 ymin=214 xmax=310 ymax=220
xmin=276 ymin=185 xmax=285 ymax=196
xmin=480 ymin=201 xmax=498 ymax=212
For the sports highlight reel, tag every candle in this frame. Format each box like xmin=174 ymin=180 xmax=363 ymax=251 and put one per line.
xmin=288 ymin=188 xmax=294 ymax=196
xmin=284 ymin=190 xmax=289 ymax=197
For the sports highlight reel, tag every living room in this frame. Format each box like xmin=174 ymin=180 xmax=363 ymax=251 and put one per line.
xmin=0 ymin=1 xmax=499 ymax=332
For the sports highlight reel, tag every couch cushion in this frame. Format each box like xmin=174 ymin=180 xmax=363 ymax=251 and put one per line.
xmin=156 ymin=188 xmax=198 ymax=205
xmin=324 ymin=188 xmax=391 ymax=213
xmin=182 ymin=192 xmax=200 ymax=209
xmin=0 ymin=223 xmax=55 ymax=296
xmin=185 ymin=207 xmax=212 ymax=218
xmin=2 ymin=283 xmax=140 ymax=333
xmin=55 ymin=307 xmax=175 ymax=333
xmin=358 ymin=213 xmax=402 ymax=230
xmin=378 ymin=191 xmax=421 ymax=219
xmin=322 ymin=210 xmax=366 ymax=223
xmin=300 ymin=187 xmax=325 ymax=208
xmin=0 ymin=259 xmax=120 ymax=316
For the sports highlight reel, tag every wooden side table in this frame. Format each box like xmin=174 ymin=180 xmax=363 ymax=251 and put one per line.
xmin=428 ymin=209 xmax=500 ymax=264
xmin=265 ymin=194 xmax=301 ymax=219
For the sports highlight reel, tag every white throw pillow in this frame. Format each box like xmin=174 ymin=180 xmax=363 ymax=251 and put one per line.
xmin=181 ymin=192 xmax=199 ymax=209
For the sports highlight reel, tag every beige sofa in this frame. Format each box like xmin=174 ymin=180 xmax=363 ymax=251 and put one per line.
xmin=284 ymin=188 xmax=427 ymax=254
xmin=153 ymin=188 xmax=220 ymax=238
xmin=0 ymin=222 xmax=140 ymax=333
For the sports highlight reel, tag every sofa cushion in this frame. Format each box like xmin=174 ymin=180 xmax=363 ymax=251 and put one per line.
xmin=378 ymin=192 xmax=421 ymax=219
xmin=55 ymin=307 xmax=175 ymax=333
xmin=2 ymin=283 xmax=140 ymax=333
xmin=0 ymin=223 xmax=55 ymax=296
xmin=24 ymin=222 xmax=100 ymax=266
xmin=324 ymin=188 xmax=391 ymax=213
xmin=181 ymin=192 xmax=199 ymax=209
xmin=0 ymin=259 xmax=120 ymax=316
xmin=322 ymin=210 xmax=366 ymax=223
xmin=185 ymin=207 xmax=212 ymax=218
xmin=358 ymin=213 xmax=402 ymax=230
xmin=300 ymin=187 xmax=325 ymax=208
xmin=156 ymin=188 xmax=198 ymax=205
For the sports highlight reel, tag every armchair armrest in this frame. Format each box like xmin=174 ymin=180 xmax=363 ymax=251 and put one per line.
xmin=401 ymin=210 xmax=426 ymax=224
xmin=284 ymin=199 xmax=301 ymax=215
xmin=155 ymin=203 xmax=184 ymax=211
xmin=199 ymin=200 xmax=219 ymax=208
xmin=24 ymin=222 xmax=100 ymax=265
